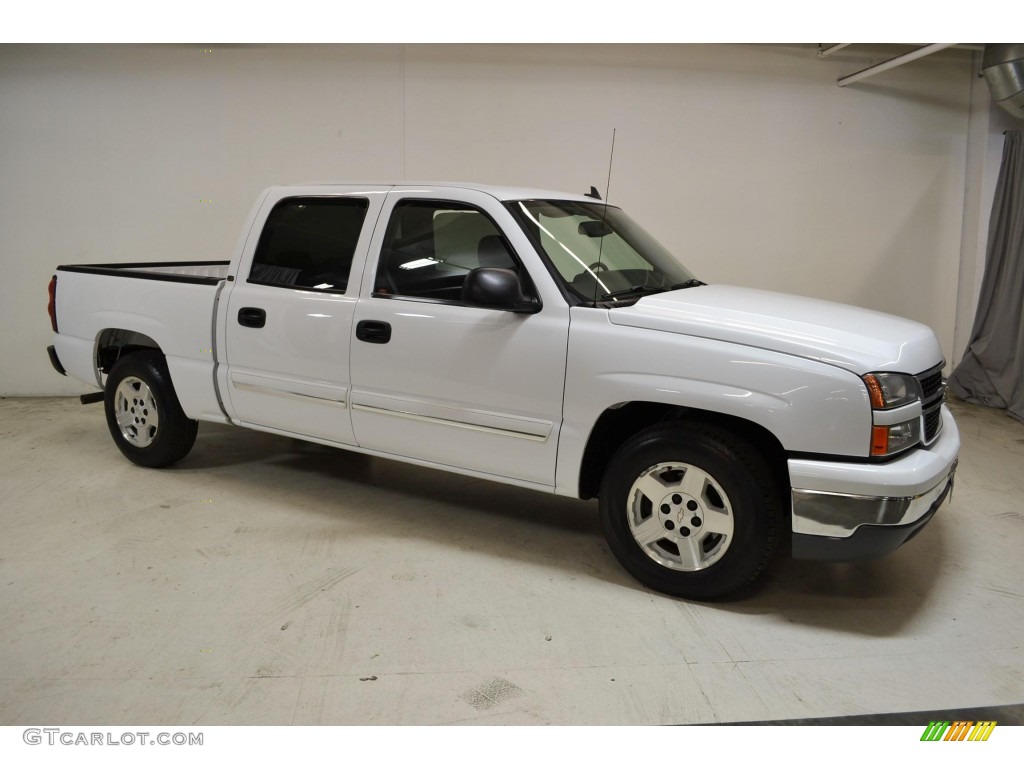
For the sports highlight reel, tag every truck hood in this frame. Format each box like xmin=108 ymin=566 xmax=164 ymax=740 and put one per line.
xmin=609 ymin=285 xmax=943 ymax=375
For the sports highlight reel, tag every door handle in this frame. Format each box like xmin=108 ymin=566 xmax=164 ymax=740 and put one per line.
xmin=237 ymin=307 xmax=267 ymax=328
xmin=356 ymin=320 xmax=392 ymax=344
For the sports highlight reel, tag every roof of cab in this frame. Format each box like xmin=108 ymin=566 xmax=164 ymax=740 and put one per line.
xmin=282 ymin=181 xmax=601 ymax=203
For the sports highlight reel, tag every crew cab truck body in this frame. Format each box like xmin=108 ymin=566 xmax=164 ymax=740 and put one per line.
xmin=47 ymin=183 xmax=960 ymax=599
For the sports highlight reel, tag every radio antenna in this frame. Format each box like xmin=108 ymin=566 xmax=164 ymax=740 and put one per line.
xmin=604 ymin=128 xmax=616 ymax=202
xmin=593 ymin=128 xmax=617 ymax=303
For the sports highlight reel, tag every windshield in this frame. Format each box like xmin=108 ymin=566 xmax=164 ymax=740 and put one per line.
xmin=506 ymin=199 xmax=699 ymax=306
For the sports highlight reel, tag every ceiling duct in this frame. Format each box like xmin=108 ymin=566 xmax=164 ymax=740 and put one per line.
xmin=982 ymin=44 xmax=1024 ymax=120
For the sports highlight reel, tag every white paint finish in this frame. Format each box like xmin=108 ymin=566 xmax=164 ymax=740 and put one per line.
xmin=2 ymin=44 xmax=979 ymax=396
xmin=349 ymin=297 xmax=568 ymax=485
xmin=50 ymin=269 xmax=222 ymax=418
xmin=166 ymin=356 xmax=229 ymax=424
xmin=196 ymin=417 xmax=559 ymax=496
xmin=223 ymin=289 xmax=359 ymax=442
xmin=350 ymin=393 xmax=552 ymax=440
xmin=285 ymin=179 xmax=598 ymax=205
xmin=616 ymin=285 xmax=944 ymax=375
xmin=556 ymin=307 xmax=874 ymax=487
xmin=230 ymin=372 xmax=347 ymax=404
xmin=50 ymin=333 xmax=99 ymax=389
xmin=0 ymin=396 xmax=1020 ymax=725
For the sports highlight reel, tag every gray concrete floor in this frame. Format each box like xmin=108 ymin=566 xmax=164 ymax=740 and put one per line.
xmin=0 ymin=396 xmax=1021 ymax=725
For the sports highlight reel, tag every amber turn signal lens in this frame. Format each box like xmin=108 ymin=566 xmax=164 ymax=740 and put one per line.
xmin=864 ymin=374 xmax=885 ymax=410
xmin=871 ymin=425 xmax=889 ymax=456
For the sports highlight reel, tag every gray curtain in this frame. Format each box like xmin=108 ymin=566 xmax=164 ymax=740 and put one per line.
xmin=949 ymin=130 xmax=1024 ymax=422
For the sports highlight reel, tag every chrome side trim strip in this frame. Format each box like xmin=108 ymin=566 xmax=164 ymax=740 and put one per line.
xmin=230 ymin=417 xmax=555 ymax=493
xmin=231 ymin=380 xmax=347 ymax=408
xmin=352 ymin=403 xmax=548 ymax=442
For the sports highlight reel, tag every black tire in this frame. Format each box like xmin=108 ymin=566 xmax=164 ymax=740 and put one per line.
xmin=599 ymin=421 xmax=781 ymax=600
xmin=104 ymin=350 xmax=198 ymax=468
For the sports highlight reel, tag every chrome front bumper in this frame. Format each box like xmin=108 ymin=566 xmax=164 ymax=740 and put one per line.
xmin=788 ymin=406 xmax=960 ymax=561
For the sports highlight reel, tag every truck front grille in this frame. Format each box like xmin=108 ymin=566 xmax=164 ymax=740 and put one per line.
xmin=923 ymin=403 xmax=942 ymax=442
xmin=919 ymin=369 xmax=944 ymax=402
xmin=916 ymin=363 xmax=946 ymax=445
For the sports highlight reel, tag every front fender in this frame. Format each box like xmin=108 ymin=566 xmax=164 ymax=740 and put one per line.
xmin=555 ymin=308 xmax=870 ymax=497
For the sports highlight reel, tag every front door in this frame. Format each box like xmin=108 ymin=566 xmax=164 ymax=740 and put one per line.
xmin=349 ymin=190 xmax=569 ymax=486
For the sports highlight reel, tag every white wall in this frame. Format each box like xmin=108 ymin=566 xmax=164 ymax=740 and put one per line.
xmin=1 ymin=44 xmax=979 ymax=395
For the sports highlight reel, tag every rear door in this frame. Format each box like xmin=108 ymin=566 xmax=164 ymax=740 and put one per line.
xmin=221 ymin=186 xmax=387 ymax=444
xmin=348 ymin=187 xmax=570 ymax=487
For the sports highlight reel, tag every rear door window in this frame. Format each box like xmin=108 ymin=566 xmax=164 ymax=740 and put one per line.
xmin=250 ymin=197 xmax=369 ymax=292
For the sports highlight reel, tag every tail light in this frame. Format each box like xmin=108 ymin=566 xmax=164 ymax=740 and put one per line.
xmin=47 ymin=275 xmax=58 ymax=333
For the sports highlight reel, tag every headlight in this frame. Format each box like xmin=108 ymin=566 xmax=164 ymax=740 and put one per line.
xmin=864 ymin=372 xmax=921 ymax=456
xmin=863 ymin=372 xmax=922 ymax=457
xmin=871 ymin=418 xmax=922 ymax=457
xmin=863 ymin=373 xmax=920 ymax=409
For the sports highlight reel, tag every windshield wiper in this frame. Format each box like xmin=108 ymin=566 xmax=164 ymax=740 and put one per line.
xmin=599 ymin=278 xmax=705 ymax=301
xmin=599 ymin=285 xmax=666 ymax=300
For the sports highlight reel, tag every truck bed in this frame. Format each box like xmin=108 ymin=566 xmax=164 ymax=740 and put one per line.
xmin=51 ymin=261 xmax=229 ymax=422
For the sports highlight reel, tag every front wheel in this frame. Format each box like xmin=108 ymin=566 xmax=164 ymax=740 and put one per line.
xmin=104 ymin=351 xmax=198 ymax=468
xmin=599 ymin=421 xmax=781 ymax=600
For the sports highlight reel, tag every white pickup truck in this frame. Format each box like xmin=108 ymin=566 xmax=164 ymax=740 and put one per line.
xmin=47 ymin=182 xmax=960 ymax=599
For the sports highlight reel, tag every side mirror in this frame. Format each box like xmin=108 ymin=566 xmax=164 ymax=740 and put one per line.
xmin=461 ymin=268 xmax=540 ymax=314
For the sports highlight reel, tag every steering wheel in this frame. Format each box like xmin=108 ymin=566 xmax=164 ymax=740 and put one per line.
xmin=587 ymin=261 xmax=610 ymax=273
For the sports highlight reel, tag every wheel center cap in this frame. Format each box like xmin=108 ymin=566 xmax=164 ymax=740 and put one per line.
xmin=680 ymin=495 xmax=702 ymax=525
xmin=659 ymin=492 xmax=703 ymax=524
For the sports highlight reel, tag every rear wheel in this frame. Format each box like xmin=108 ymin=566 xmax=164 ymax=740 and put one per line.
xmin=599 ymin=421 xmax=781 ymax=600
xmin=104 ymin=351 xmax=198 ymax=468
